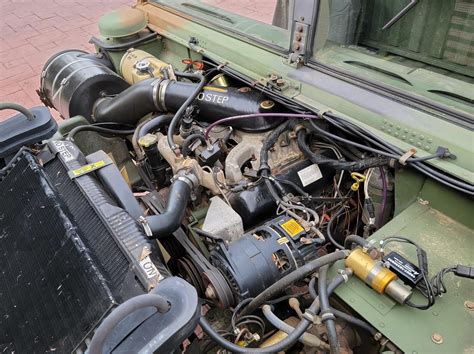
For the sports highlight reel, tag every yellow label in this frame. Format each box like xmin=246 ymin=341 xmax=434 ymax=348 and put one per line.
xmin=281 ymin=219 xmax=304 ymax=237
xmin=277 ymin=237 xmax=289 ymax=245
xmin=71 ymin=160 xmax=106 ymax=176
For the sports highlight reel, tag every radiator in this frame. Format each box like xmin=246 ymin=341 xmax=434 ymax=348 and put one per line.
xmin=0 ymin=144 xmax=164 ymax=353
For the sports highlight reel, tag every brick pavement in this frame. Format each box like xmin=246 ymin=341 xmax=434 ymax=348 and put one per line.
xmin=0 ymin=0 xmax=276 ymax=121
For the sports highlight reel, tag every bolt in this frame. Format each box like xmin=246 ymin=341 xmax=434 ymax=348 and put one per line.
xmin=465 ymin=300 xmax=474 ymax=310
xmin=297 ymin=25 xmax=304 ymax=32
xmin=276 ymin=78 xmax=285 ymax=87
xmin=295 ymin=33 xmax=302 ymax=41
xmin=431 ymin=333 xmax=443 ymax=344
xmin=205 ymin=284 xmax=217 ymax=299
xmin=294 ymin=43 xmax=301 ymax=51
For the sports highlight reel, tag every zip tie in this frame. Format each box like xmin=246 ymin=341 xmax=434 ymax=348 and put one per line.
xmin=317 ymin=109 xmax=331 ymax=119
xmin=320 ymin=311 xmax=336 ymax=322
xmin=217 ymin=62 xmax=229 ymax=71
xmin=302 ymin=309 xmax=317 ymax=323
xmin=399 ymin=147 xmax=417 ymax=165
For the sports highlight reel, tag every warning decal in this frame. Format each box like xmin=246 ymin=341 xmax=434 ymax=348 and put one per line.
xmin=281 ymin=219 xmax=304 ymax=237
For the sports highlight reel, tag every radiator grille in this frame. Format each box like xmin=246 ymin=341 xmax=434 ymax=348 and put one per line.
xmin=0 ymin=153 xmax=117 ymax=352
xmin=45 ymin=158 xmax=129 ymax=291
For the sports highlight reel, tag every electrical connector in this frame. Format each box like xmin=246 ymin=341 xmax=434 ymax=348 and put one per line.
xmin=454 ymin=265 xmax=474 ymax=279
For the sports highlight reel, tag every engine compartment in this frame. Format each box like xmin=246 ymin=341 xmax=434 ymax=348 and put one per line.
xmin=1 ymin=6 xmax=473 ymax=353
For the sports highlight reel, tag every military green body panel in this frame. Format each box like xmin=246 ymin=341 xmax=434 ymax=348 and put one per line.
xmin=135 ymin=2 xmax=473 ymax=186
xmin=149 ymin=0 xmax=290 ymax=48
xmin=332 ymin=200 xmax=474 ymax=353
xmin=361 ymin=0 xmax=473 ymax=77
xmin=291 ymin=82 xmax=473 ymax=182
xmin=99 ymin=8 xmax=147 ymax=38
xmin=393 ymin=169 xmax=425 ymax=217
xmin=315 ymin=45 xmax=474 ymax=115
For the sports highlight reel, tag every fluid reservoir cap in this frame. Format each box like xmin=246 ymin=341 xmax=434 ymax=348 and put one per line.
xmin=99 ymin=8 xmax=147 ymax=38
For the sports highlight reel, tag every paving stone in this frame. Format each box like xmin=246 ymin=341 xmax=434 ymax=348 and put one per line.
xmin=0 ymin=0 xmax=276 ymax=122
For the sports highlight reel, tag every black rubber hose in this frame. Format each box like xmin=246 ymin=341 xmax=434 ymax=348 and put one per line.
xmin=326 ymin=205 xmax=346 ymax=250
xmin=297 ymin=130 xmax=391 ymax=171
xmin=93 ymin=78 xmax=158 ymax=125
xmin=199 ymin=312 xmax=311 ymax=353
xmin=66 ymin=125 xmax=135 ymax=142
xmin=88 ymin=294 xmax=170 ymax=354
xmin=0 ymin=102 xmax=35 ymax=121
xmin=318 ymin=265 xmax=340 ymax=354
xmin=344 ymin=234 xmax=369 ymax=249
xmin=167 ymin=70 xmax=216 ymax=152
xmin=145 ymin=179 xmax=192 ymax=239
xmin=200 ymin=283 xmax=328 ymax=353
xmin=240 ymin=250 xmax=347 ymax=317
xmin=181 ymin=133 xmax=207 ymax=158
xmin=308 ymin=271 xmax=347 ymax=301
xmin=138 ymin=114 xmax=173 ymax=139
xmin=262 ymin=305 xmax=330 ymax=350
xmin=330 ymin=308 xmax=377 ymax=335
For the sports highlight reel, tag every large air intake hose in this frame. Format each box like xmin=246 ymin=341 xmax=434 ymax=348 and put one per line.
xmin=39 ymin=49 xmax=129 ymax=120
xmin=41 ymin=50 xmax=281 ymax=131
xmin=93 ymin=79 xmax=281 ymax=132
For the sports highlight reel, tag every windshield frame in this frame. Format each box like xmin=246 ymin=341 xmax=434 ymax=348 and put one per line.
xmin=306 ymin=0 xmax=473 ymax=127
xmin=148 ymin=0 xmax=294 ymax=54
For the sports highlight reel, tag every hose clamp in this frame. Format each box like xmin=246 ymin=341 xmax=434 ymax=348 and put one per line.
xmin=302 ymin=309 xmax=317 ymax=323
xmin=337 ymin=269 xmax=350 ymax=283
xmin=320 ymin=310 xmax=336 ymax=322
xmin=138 ymin=216 xmax=153 ymax=237
xmin=175 ymin=171 xmax=199 ymax=190
xmin=156 ymin=79 xmax=170 ymax=112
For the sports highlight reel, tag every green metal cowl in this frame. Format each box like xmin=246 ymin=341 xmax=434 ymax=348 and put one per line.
xmin=99 ymin=8 xmax=147 ymax=38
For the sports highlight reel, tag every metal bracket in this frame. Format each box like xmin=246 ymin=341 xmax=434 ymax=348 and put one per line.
xmin=288 ymin=0 xmax=319 ymax=64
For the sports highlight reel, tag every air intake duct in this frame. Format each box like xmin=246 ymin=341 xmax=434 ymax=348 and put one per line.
xmin=93 ymin=78 xmax=282 ymax=132
xmin=39 ymin=49 xmax=129 ymax=120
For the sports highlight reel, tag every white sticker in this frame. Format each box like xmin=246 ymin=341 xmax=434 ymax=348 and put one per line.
xmin=139 ymin=256 xmax=164 ymax=280
xmin=297 ymin=164 xmax=323 ymax=187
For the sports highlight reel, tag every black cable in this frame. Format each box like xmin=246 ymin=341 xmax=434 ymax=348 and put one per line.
xmin=191 ymin=227 xmax=223 ymax=242
xmin=200 ymin=315 xmax=311 ymax=353
xmin=181 ymin=133 xmax=207 ymax=157
xmin=321 ymin=116 xmax=473 ymax=194
xmin=330 ymin=308 xmax=377 ymax=335
xmin=381 ymin=236 xmax=435 ymax=310
xmin=167 ymin=69 xmax=216 ymax=152
xmin=240 ymin=250 xmax=347 ymax=317
xmin=344 ymin=234 xmax=369 ymax=249
xmin=138 ymin=113 xmax=173 ymax=139
xmin=326 ymin=205 xmax=347 ymax=250
xmin=264 ymin=291 xmax=308 ymax=305
xmin=67 ymin=125 xmax=135 ymax=142
xmin=298 ymin=130 xmax=392 ymax=171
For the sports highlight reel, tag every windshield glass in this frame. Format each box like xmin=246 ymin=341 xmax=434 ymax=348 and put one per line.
xmin=312 ymin=0 xmax=474 ymax=115
xmin=151 ymin=0 xmax=292 ymax=49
